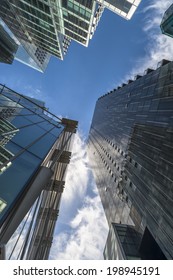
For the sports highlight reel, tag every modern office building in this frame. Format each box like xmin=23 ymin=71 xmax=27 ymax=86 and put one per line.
xmin=88 ymin=59 xmax=173 ymax=260
xmin=160 ymin=3 xmax=173 ymax=38
xmin=0 ymin=24 xmax=18 ymax=64
xmin=96 ymin=0 xmax=141 ymax=20
xmin=0 ymin=84 xmax=78 ymax=259
xmin=0 ymin=0 xmax=141 ymax=71
xmin=0 ymin=117 xmax=18 ymax=174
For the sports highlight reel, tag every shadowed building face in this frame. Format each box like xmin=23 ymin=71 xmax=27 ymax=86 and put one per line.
xmin=88 ymin=60 xmax=173 ymax=260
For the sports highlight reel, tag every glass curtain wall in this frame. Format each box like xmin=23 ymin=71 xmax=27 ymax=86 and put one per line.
xmin=0 ymin=84 xmax=64 ymax=226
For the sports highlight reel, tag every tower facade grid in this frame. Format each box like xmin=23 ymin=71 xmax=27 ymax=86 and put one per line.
xmin=88 ymin=60 xmax=173 ymax=260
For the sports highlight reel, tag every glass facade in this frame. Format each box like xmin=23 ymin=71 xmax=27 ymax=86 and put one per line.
xmin=160 ymin=4 xmax=173 ymax=38
xmin=61 ymin=0 xmax=96 ymax=46
xmin=0 ymin=84 xmax=78 ymax=259
xmin=88 ymin=60 xmax=173 ymax=259
xmin=15 ymin=44 xmax=50 ymax=72
xmin=96 ymin=0 xmax=141 ymax=19
xmin=0 ymin=24 xmax=18 ymax=64
xmin=0 ymin=84 xmax=64 ymax=226
xmin=104 ymin=223 xmax=141 ymax=259
xmin=0 ymin=0 xmax=141 ymax=71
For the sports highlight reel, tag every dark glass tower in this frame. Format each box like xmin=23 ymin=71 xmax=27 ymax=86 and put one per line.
xmin=0 ymin=84 xmax=78 ymax=259
xmin=0 ymin=24 xmax=18 ymax=64
xmin=88 ymin=60 xmax=173 ymax=260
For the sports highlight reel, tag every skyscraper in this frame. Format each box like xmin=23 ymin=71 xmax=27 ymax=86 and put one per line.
xmin=0 ymin=84 xmax=78 ymax=259
xmin=0 ymin=24 xmax=18 ymax=64
xmin=0 ymin=0 xmax=141 ymax=71
xmin=88 ymin=59 xmax=173 ymax=260
xmin=160 ymin=3 xmax=173 ymax=38
xmin=96 ymin=0 xmax=141 ymax=20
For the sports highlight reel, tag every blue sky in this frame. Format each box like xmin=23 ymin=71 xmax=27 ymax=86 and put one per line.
xmin=0 ymin=0 xmax=149 ymax=137
xmin=3 ymin=0 xmax=173 ymax=259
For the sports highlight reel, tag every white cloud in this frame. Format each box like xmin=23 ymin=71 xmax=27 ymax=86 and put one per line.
xmin=50 ymin=193 xmax=108 ymax=260
xmin=125 ymin=0 xmax=173 ymax=80
xmin=61 ymin=132 xmax=90 ymax=209
xmin=49 ymin=131 xmax=109 ymax=260
xmin=22 ymin=84 xmax=43 ymax=100
xmin=53 ymin=131 xmax=93 ymax=226
xmin=6 ymin=209 xmax=34 ymax=259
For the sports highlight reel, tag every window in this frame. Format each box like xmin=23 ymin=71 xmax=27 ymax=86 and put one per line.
xmin=39 ymin=19 xmax=50 ymax=29
xmin=67 ymin=0 xmax=73 ymax=9
xmin=74 ymin=5 xmax=79 ymax=12
xmin=80 ymin=7 xmax=85 ymax=15
xmin=135 ymin=162 xmax=138 ymax=168
xmin=85 ymin=11 xmax=91 ymax=19
xmin=0 ymin=198 xmax=7 ymax=214
xmin=63 ymin=10 xmax=68 ymax=16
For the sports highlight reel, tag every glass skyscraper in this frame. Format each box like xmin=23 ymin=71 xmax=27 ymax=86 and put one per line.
xmin=0 ymin=0 xmax=141 ymax=71
xmin=0 ymin=24 xmax=18 ymax=64
xmin=88 ymin=60 xmax=173 ymax=260
xmin=160 ymin=3 xmax=173 ymax=38
xmin=0 ymin=84 xmax=78 ymax=259
xmin=96 ymin=0 xmax=141 ymax=20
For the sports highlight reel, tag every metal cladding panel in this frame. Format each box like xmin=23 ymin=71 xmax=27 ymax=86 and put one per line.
xmin=0 ymin=166 xmax=53 ymax=244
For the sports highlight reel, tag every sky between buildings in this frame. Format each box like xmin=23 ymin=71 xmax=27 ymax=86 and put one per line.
xmin=3 ymin=0 xmax=173 ymax=259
